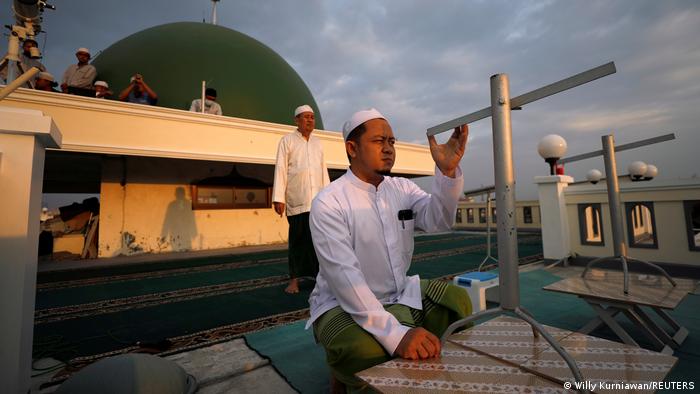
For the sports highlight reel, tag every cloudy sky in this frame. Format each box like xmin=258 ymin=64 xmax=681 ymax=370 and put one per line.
xmin=4 ymin=0 xmax=700 ymax=199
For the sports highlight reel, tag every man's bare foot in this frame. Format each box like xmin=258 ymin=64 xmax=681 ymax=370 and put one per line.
xmin=285 ymin=278 xmax=299 ymax=294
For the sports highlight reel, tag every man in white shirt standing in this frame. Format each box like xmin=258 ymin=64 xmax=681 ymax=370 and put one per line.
xmin=307 ymin=108 xmax=471 ymax=391
xmin=61 ymin=48 xmax=97 ymax=93
xmin=94 ymin=81 xmax=112 ymax=99
xmin=272 ymin=105 xmax=330 ymax=294
xmin=189 ymin=88 xmax=223 ymax=115
xmin=0 ymin=38 xmax=46 ymax=87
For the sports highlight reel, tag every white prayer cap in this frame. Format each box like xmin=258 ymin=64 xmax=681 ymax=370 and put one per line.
xmin=342 ymin=108 xmax=386 ymax=140
xmin=94 ymin=80 xmax=109 ymax=88
xmin=37 ymin=71 xmax=54 ymax=82
xmin=294 ymin=104 xmax=314 ymax=117
xmin=76 ymin=47 xmax=91 ymax=55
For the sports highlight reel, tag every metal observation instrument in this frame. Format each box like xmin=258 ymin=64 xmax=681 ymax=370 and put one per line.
xmin=461 ymin=184 xmax=498 ymax=271
xmin=430 ymin=62 xmax=617 ymax=388
xmin=559 ymin=133 xmax=677 ymax=294
xmin=0 ymin=0 xmax=54 ymax=99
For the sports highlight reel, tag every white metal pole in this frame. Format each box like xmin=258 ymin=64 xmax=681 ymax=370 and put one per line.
xmin=602 ymin=135 xmax=626 ymax=258
xmin=486 ymin=197 xmax=492 ymax=256
xmin=5 ymin=33 xmax=21 ymax=83
xmin=0 ymin=66 xmax=39 ymax=100
xmin=211 ymin=0 xmax=219 ymax=25
xmin=490 ymin=74 xmax=519 ymax=310
xmin=602 ymin=134 xmax=630 ymax=292
xmin=201 ymin=80 xmax=206 ymax=114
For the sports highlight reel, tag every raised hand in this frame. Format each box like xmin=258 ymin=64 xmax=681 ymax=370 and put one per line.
xmin=427 ymin=124 xmax=469 ymax=178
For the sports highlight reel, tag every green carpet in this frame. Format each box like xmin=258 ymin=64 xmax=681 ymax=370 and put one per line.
xmin=34 ymin=232 xmax=541 ymax=363
xmin=245 ymin=269 xmax=700 ymax=393
xmin=36 ymin=232 xmax=512 ymax=308
xmin=245 ymin=321 xmax=329 ymax=394
xmin=37 ymin=250 xmax=289 ymax=284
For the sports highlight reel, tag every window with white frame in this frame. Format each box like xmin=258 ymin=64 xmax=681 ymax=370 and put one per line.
xmin=523 ymin=206 xmax=533 ymax=224
xmin=625 ymin=202 xmax=658 ymax=249
xmin=479 ymin=208 xmax=487 ymax=224
xmin=578 ymin=203 xmax=604 ymax=245
xmin=684 ymin=200 xmax=700 ymax=251
xmin=467 ymin=208 xmax=474 ymax=223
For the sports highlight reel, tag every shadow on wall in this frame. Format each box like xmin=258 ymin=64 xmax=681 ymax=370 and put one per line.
xmin=160 ymin=187 xmax=198 ymax=251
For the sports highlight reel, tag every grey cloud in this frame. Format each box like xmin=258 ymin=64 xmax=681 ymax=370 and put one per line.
xmin=3 ymin=0 xmax=699 ymax=199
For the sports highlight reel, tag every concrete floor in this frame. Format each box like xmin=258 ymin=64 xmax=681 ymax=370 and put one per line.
xmin=31 ymin=338 xmax=296 ymax=393
xmin=168 ymin=339 xmax=296 ymax=393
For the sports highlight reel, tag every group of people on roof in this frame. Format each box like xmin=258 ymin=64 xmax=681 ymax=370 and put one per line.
xmin=1 ymin=41 xmax=222 ymax=115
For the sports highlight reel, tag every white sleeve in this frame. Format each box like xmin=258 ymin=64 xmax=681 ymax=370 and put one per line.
xmin=61 ymin=66 xmax=71 ymax=85
xmin=321 ymin=150 xmax=330 ymax=187
xmin=189 ymin=100 xmax=198 ymax=112
xmin=271 ymin=139 xmax=288 ymax=204
xmin=404 ymin=167 xmax=464 ymax=232
xmin=310 ymin=198 xmax=410 ymax=354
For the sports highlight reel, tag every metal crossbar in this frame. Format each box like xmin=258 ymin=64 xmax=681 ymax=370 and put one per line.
xmin=427 ymin=62 xmax=616 ymax=136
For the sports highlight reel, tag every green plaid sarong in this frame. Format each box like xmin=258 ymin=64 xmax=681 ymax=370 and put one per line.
xmin=313 ymin=279 xmax=471 ymax=391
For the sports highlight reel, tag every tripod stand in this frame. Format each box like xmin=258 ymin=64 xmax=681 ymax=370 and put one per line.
xmin=477 ymin=196 xmax=498 ymax=272
xmin=578 ymin=135 xmax=675 ymax=294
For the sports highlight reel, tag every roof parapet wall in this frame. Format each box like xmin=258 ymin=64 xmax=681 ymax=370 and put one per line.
xmin=2 ymin=89 xmax=435 ymax=176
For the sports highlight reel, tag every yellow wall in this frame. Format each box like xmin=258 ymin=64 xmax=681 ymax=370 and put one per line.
xmin=1 ymin=89 xmax=437 ymax=257
xmin=99 ymin=157 xmax=289 ymax=257
xmin=454 ymin=200 xmax=541 ymax=231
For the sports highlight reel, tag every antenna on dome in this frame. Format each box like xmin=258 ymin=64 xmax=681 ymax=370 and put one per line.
xmin=211 ymin=0 xmax=220 ymax=25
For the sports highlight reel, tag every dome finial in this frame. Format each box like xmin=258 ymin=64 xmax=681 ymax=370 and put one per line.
xmin=211 ymin=0 xmax=220 ymax=25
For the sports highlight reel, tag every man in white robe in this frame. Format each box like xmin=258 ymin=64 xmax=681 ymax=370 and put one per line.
xmin=307 ymin=108 xmax=471 ymax=390
xmin=272 ymin=105 xmax=330 ymax=293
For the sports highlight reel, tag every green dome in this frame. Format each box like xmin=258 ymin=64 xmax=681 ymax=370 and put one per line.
xmin=92 ymin=22 xmax=323 ymax=128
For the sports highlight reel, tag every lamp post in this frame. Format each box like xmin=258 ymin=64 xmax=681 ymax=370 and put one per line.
xmin=539 ymin=135 xmax=576 ymax=270
xmin=537 ymin=134 xmax=568 ymax=175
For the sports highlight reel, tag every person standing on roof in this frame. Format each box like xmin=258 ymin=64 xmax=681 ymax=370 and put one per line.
xmin=272 ymin=104 xmax=330 ymax=294
xmin=189 ymin=88 xmax=222 ymax=115
xmin=0 ymin=38 xmax=46 ymax=87
xmin=61 ymin=47 xmax=97 ymax=93
xmin=94 ymin=81 xmax=112 ymax=99
xmin=118 ymin=73 xmax=158 ymax=105
xmin=34 ymin=72 xmax=60 ymax=93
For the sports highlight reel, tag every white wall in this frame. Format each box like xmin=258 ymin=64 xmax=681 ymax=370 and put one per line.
xmin=454 ymin=200 xmax=541 ymax=231
xmin=565 ymin=178 xmax=700 ymax=266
